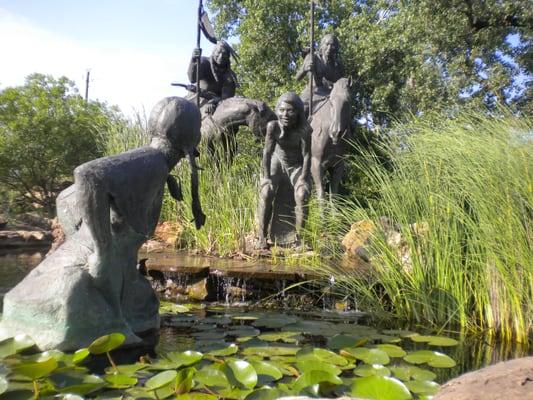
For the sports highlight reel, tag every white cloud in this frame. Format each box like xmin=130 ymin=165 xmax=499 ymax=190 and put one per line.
xmin=0 ymin=8 xmax=192 ymax=116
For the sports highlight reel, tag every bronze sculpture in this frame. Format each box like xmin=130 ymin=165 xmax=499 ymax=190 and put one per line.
xmin=0 ymin=97 xmax=205 ymax=350
xmin=296 ymin=33 xmax=345 ymax=117
xmin=256 ymin=93 xmax=312 ymax=249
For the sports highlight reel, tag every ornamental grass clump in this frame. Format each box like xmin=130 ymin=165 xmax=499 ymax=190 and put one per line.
xmin=325 ymin=110 xmax=532 ymax=342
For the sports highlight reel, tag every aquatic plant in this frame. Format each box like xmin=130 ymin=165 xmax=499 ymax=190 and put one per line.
xmin=0 ymin=305 xmax=461 ymax=399
xmin=321 ymin=110 xmax=533 ymax=342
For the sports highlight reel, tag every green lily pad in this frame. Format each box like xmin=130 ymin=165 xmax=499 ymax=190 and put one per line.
xmin=57 ymin=394 xmax=85 ymax=400
xmin=165 ymin=350 xmax=203 ymax=367
xmin=293 ymin=370 xmax=342 ymax=393
xmin=404 ymin=350 xmax=456 ymax=368
xmin=354 ymin=364 xmax=391 ymax=377
xmin=382 ymin=329 xmax=417 ymax=337
xmin=160 ymin=301 xmax=191 ymax=314
xmin=71 ymin=348 xmax=90 ymax=365
xmin=409 ymin=335 xmax=459 ymax=346
xmin=207 ymin=344 xmax=239 ymax=357
xmin=88 ymin=333 xmax=125 ymax=355
xmin=29 ymin=349 xmax=64 ymax=361
xmin=328 ymin=334 xmax=368 ymax=350
xmin=232 ymin=315 xmax=259 ymax=321
xmin=217 ymin=387 xmax=253 ymax=399
xmin=106 ymin=363 xmax=148 ymax=376
xmin=11 ymin=357 xmax=58 ymax=380
xmin=176 ymin=393 xmax=218 ymax=400
xmin=376 ymin=344 xmax=407 ymax=358
xmin=175 ymin=367 xmax=196 ymax=395
xmin=341 ymin=347 xmax=390 ymax=365
xmin=253 ymin=316 xmax=298 ymax=329
xmin=194 ymin=366 xmax=230 ymax=388
xmin=242 ymin=346 xmax=299 ymax=357
xmin=0 ymin=376 xmax=7 ymax=395
xmin=223 ymin=360 xmax=258 ymax=389
xmin=104 ymin=373 xmax=138 ymax=389
xmin=257 ymin=332 xmax=300 ymax=343
xmin=145 ymin=370 xmax=178 ymax=391
xmin=226 ymin=327 xmax=261 ymax=338
xmin=350 ymin=376 xmax=412 ymax=400
xmin=249 ymin=361 xmax=283 ymax=381
xmin=296 ymin=347 xmax=348 ymax=366
xmin=370 ymin=334 xmax=401 ymax=343
xmin=51 ymin=372 xmax=106 ymax=395
xmin=244 ymin=387 xmax=284 ymax=400
xmin=405 ymin=380 xmax=440 ymax=395
xmin=0 ymin=334 xmax=35 ymax=358
xmin=389 ymin=365 xmax=437 ymax=381
xmin=296 ymin=357 xmax=342 ymax=376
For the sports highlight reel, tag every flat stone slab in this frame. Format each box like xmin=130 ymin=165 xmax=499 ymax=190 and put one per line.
xmin=435 ymin=356 xmax=533 ymax=400
xmin=0 ymin=230 xmax=52 ymax=249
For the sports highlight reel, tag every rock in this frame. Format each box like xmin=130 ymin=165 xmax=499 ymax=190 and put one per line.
xmin=154 ymin=221 xmax=183 ymax=246
xmin=47 ymin=217 xmax=66 ymax=254
xmin=0 ymin=230 xmax=53 ymax=249
xmin=341 ymin=219 xmax=376 ymax=262
xmin=435 ymin=357 xmax=533 ymax=400
xmin=15 ymin=213 xmax=52 ymax=231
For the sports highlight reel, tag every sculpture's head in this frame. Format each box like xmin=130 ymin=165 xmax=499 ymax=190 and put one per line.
xmin=276 ymin=92 xmax=305 ymax=129
xmin=148 ymin=97 xmax=201 ymax=160
xmin=148 ymin=97 xmax=205 ymax=229
xmin=319 ymin=33 xmax=339 ymax=61
xmin=212 ymin=41 xmax=231 ymax=69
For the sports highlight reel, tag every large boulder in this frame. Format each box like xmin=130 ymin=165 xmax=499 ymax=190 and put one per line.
xmin=435 ymin=357 xmax=533 ymax=400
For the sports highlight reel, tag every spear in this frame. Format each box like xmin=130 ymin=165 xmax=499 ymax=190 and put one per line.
xmin=195 ymin=0 xmax=203 ymax=109
xmin=309 ymin=0 xmax=315 ymax=116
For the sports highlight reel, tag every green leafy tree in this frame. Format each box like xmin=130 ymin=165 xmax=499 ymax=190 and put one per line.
xmin=206 ymin=0 xmax=532 ymax=125
xmin=0 ymin=74 xmax=119 ymax=215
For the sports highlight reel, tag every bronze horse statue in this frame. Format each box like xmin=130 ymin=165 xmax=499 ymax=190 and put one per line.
xmin=310 ymin=77 xmax=353 ymax=201
xmin=201 ymin=96 xmax=277 ymax=159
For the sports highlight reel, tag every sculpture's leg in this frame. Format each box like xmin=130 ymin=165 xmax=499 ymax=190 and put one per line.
xmin=329 ymin=159 xmax=346 ymax=199
xmin=257 ymin=179 xmax=276 ymax=249
xmin=294 ymin=178 xmax=311 ymax=234
xmin=311 ymin=156 xmax=326 ymax=201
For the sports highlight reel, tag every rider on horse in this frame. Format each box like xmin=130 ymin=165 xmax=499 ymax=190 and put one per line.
xmin=187 ymin=40 xmax=238 ymax=118
xmin=296 ymin=33 xmax=344 ymax=117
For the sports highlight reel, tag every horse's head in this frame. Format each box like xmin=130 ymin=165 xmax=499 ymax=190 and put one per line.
xmin=328 ymin=77 xmax=352 ymax=145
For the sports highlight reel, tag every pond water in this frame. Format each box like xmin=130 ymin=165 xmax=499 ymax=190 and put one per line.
xmin=1 ymin=250 xmax=531 ymax=387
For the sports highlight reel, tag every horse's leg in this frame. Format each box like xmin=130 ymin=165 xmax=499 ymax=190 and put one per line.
xmin=329 ymin=158 xmax=346 ymax=201
xmin=311 ymin=156 xmax=326 ymax=201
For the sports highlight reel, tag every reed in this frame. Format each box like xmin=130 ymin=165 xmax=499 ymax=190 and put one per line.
xmin=320 ymin=110 xmax=532 ymax=342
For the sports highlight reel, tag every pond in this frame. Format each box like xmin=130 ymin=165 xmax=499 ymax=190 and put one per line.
xmin=0 ymin=251 xmax=531 ymax=399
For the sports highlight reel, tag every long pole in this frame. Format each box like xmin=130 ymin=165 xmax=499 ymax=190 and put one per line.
xmin=84 ymin=70 xmax=90 ymax=103
xmin=196 ymin=0 xmax=203 ymax=109
xmin=309 ymin=0 xmax=315 ymax=116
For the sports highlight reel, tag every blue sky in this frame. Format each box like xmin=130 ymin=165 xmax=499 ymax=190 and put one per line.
xmin=0 ymin=0 xmax=217 ymax=115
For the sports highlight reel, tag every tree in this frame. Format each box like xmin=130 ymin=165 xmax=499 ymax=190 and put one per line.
xmin=206 ymin=0 xmax=532 ymax=126
xmin=0 ymin=74 xmax=119 ymax=215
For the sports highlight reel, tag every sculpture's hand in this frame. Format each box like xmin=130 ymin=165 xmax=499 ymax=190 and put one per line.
xmin=192 ymin=47 xmax=202 ymax=62
xmin=260 ymin=178 xmax=274 ymax=193
xmin=302 ymin=56 xmax=314 ymax=73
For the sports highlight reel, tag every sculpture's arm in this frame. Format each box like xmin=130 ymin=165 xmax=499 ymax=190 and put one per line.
xmin=300 ymin=127 xmax=312 ymax=181
xmin=296 ymin=53 xmax=314 ymax=81
xmin=262 ymin=122 xmax=277 ymax=180
xmin=220 ymin=76 xmax=236 ymax=100
xmin=187 ymin=49 xmax=202 ymax=83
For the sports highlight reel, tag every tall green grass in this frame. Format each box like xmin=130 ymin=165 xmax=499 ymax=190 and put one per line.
xmin=322 ymin=111 xmax=532 ymax=342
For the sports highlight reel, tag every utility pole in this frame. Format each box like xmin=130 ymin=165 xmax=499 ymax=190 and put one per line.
xmin=84 ymin=70 xmax=90 ymax=103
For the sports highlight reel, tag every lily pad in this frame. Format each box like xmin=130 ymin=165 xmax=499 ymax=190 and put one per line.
xmin=293 ymin=370 xmax=343 ymax=393
xmin=106 ymin=363 xmax=148 ymax=376
xmin=296 ymin=348 xmax=348 ymax=366
xmin=207 ymin=344 xmax=239 ymax=357
xmin=11 ymin=357 xmax=58 ymax=380
xmin=296 ymin=358 xmax=342 ymax=376
xmin=0 ymin=334 xmax=35 ymax=358
xmin=217 ymin=387 xmax=253 ymax=399
xmin=328 ymin=334 xmax=368 ymax=350
xmin=354 ymin=364 xmax=391 ymax=377
xmin=253 ymin=316 xmax=298 ymax=329
xmin=244 ymin=387 xmax=284 ymax=400
xmin=405 ymin=380 xmax=440 ymax=395
xmin=350 ymin=376 xmax=412 ymax=400
xmin=176 ymin=393 xmax=218 ymax=400
xmin=409 ymin=335 xmax=459 ymax=346
xmin=175 ymin=367 xmax=196 ymax=394
xmin=71 ymin=348 xmax=90 ymax=365
xmin=165 ymin=350 xmax=203 ymax=367
xmin=0 ymin=376 xmax=7 ymax=395
xmin=249 ymin=361 xmax=283 ymax=381
xmin=376 ymin=344 xmax=407 ymax=358
xmin=389 ymin=365 xmax=437 ymax=381
xmin=88 ymin=333 xmax=125 ymax=355
xmin=404 ymin=350 xmax=456 ymax=368
xmin=223 ymin=360 xmax=258 ymax=389
xmin=194 ymin=365 xmax=230 ymax=388
xmin=341 ymin=347 xmax=390 ymax=365
xmin=145 ymin=370 xmax=178 ymax=391
xmin=257 ymin=332 xmax=300 ymax=343
xmin=104 ymin=373 xmax=138 ymax=389
xmin=160 ymin=301 xmax=191 ymax=314
xmin=242 ymin=346 xmax=300 ymax=357
xmin=51 ymin=372 xmax=106 ymax=395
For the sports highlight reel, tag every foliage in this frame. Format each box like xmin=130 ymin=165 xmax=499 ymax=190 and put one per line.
xmin=206 ymin=0 xmax=532 ymax=124
xmin=321 ymin=110 xmax=533 ymax=341
xmin=0 ymin=306 xmax=464 ymax=399
xmin=0 ymin=74 xmax=121 ymax=215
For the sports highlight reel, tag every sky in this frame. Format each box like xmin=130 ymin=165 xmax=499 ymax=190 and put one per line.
xmin=0 ymin=0 xmax=217 ymax=116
